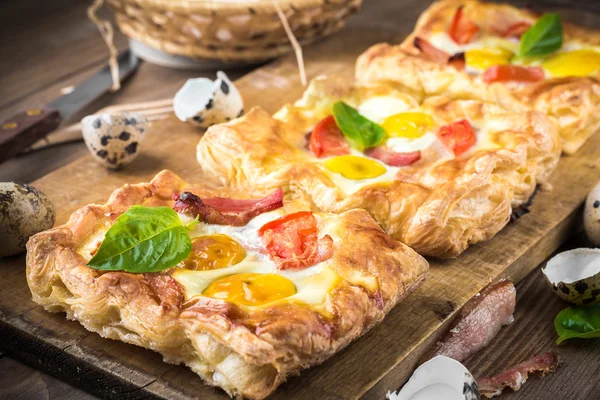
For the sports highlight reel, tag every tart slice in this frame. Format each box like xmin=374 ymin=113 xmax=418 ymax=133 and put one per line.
xmin=197 ymin=76 xmax=560 ymax=257
xmin=26 ymin=170 xmax=428 ymax=399
xmin=356 ymin=0 xmax=600 ymax=154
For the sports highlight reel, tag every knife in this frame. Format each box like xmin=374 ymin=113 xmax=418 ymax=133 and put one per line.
xmin=0 ymin=50 xmax=140 ymax=164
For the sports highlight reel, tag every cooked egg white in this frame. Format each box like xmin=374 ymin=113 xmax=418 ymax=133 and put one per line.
xmin=77 ymin=208 xmax=341 ymax=308
xmin=429 ymin=31 xmax=600 ymax=78
xmin=357 ymin=95 xmax=413 ymax=123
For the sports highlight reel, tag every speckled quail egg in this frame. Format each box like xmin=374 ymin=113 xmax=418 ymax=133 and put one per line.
xmin=543 ymin=248 xmax=600 ymax=305
xmin=174 ymin=71 xmax=244 ymax=128
xmin=387 ymin=356 xmax=480 ymax=400
xmin=0 ymin=183 xmax=55 ymax=257
xmin=584 ymin=181 xmax=600 ymax=246
xmin=81 ymin=112 xmax=147 ymax=169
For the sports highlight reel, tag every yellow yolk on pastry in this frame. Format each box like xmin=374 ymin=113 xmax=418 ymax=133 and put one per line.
xmin=202 ymin=273 xmax=296 ymax=306
xmin=382 ymin=112 xmax=434 ymax=139
xmin=324 ymin=155 xmax=386 ymax=179
xmin=542 ymin=49 xmax=600 ymax=77
xmin=465 ymin=47 xmax=514 ymax=70
xmin=183 ymin=234 xmax=246 ymax=271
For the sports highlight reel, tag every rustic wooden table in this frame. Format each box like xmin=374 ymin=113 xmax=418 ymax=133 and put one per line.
xmin=0 ymin=0 xmax=599 ymax=399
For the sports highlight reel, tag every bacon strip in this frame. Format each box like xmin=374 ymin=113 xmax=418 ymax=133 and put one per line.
xmin=173 ymin=188 xmax=284 ymax=226
xmin=497 ymin=21 xmax=532 ymax=38
xmin=414 ymin=37 xmax=451 ymax=63
xmin=365 ymin=147 xmax=421 ymax=167
xmin=422 ymin=280 xmax=516 ymax=363
xmin=478 ymin=352 xmax=560 ymax=398
xmin=413 ymin=37 xmax=465 ymax=70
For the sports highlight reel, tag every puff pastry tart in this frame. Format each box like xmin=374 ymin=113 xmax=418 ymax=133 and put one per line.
xmin=197 ymin=76 xmax=560 ymax=257
xmin=26 ymin=170 xmax=428 ymax=399
xmin=356 ymin=0 xmax=600 ymax=154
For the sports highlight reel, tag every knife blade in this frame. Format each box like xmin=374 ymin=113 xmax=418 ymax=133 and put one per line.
xmin=0 ymin=50 xmax=140 ymax=164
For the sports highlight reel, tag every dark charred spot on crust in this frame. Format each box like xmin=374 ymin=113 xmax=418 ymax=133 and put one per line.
xmin=510 ymin=185 xmax=539 ymax=223
xmin=574 ymin=281 xmax=589 ymax=294
xmin=433 ymin=300 xmax=456 ymax=320
xmin=100 ymin=135 xmax=111 ymax=146
xmin=559 ymin=284 xmax=571 ymax=295
xmin=594 ymin=200 xmax=600 ymax=208
xmin=118 ymin=131 xmax=131 ymax=141
xmin=124 ymin=142 xmax=138 ymax=155
xmin=220 ymin=80 xmax=230 ymax=95
xmin=205 ymin=98 xmax=214 ymax=110
xmin=96 ymin=149 xmax=108 ymax=159
xmin=304 ymin=131 xmax=312 ymax=150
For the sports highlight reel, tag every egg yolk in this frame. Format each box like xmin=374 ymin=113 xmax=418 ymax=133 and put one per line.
xmin=202 ymin=273 xmax=297 ymax=306
xmin=183 ymin=234 xmax=246 ymax=271
xmin=465 ymin=47 xmax=514 ymax=70
xmin=382 ymin=112 xmax=434 ymax=139
xmin=324 ymin=155 xmax=387 ymax=180
xmin=542 ymin=49 xmax=600 ymax=77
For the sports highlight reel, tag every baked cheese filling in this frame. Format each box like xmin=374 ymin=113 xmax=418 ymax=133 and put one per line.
xmin=77 ymin=208 xmax=341 ymax=309
xmin=305 ymin=94 xmax=499 ymax=195
xmin=428 ymin=31 xmax=600 ymax=78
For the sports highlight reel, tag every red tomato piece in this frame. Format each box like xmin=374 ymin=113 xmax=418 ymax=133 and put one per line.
xmin=259 ymin=211 xmax=334 ymax=270
xmin=309 ymin=115 xmax=350 ymax=158
xmin=437 ymin=119 xmax=477 ymax=156
xmin=449 ymin=6 xmax=480 ymax=44
xmin=414 ymin=37 xmax=451 ymax=63
xmin=365 ymin=147 xmax=422 ymax=167
xmin=482 ymin=65 xmax=545 ymax=83
xmin=500 ymin=21 xmax=532 ymax=38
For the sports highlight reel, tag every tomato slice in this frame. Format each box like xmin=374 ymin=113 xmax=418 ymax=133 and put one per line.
xmin=500 ymin=21 xmax=531 ymax=38
xmin=482 ymin=65 xmax=544 ymax=83
xmin=437 ymin=119 xmax=477 ymax=156
xmin=309 ymin=115 xmax=350 ymax=158
xmin=259 ymin=211 xmax=333 ymax=270
xmin=449 ymin=6 xmax=480 ymax=44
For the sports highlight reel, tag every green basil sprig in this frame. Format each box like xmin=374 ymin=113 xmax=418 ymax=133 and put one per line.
xmin=555 ymin=305 xmax=600 ymax=344
xmin=88 ymin=206 xmax=193 ymax=273
xmin=519 ymin=13 xmax=563 ymax=58
xmin=332 ymin=101 xmax=386 ymax=151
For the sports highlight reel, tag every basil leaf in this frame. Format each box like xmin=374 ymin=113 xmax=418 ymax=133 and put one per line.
xmin=555 ymin=305 xmax=600 ymax=344
xmin=332 ymin=101 xmax=386 ymax=150
xmin=88 ymin=206 xmax=192 ymax=273
xmin=519 ymin=13 xmax=563 ymax=58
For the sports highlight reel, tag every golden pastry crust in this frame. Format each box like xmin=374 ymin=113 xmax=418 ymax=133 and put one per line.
xmin=26 ymin=170 xmax=428 ymax=399
xmin=196 ymin=76 xmax=560 ymax=257
xmin=356 ymin=0 xmax=600 ymax=154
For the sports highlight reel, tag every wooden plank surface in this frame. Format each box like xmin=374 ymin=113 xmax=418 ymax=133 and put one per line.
xmin=1 ymin=0 xmax=600 ymax=399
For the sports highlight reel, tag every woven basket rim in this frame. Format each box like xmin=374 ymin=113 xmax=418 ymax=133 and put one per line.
xmin=111 ymin=0 xmax=334 ymax=14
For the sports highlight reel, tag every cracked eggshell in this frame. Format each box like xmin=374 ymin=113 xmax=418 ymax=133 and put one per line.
xmin=584 ymin=182 xmax=600 ymax=246
xmin=82 ymin=112 xmax=147 ymax=169
xmin=173 ymin=71 xmax=244 ymax=128
xmin=543 ymin=248 xmax=600 ymax=305
xmin=0 ymin=182 xmax=55 ymax=256
xmin=387 ymin=356 xmax=480 ymax=400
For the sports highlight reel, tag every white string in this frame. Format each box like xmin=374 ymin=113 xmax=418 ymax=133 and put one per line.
xmin=88 ymin=0 xmax=120 ymax=91
xmin=272 ymin=1 xmax=307 ymax=86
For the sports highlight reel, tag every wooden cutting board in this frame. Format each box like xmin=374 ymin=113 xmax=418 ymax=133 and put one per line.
xmin=2 ymin=23 xmax=600 ymax=400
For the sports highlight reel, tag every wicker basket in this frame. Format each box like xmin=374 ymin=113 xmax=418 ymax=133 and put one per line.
xmin=106 ymin=0 xmax=364 ymax=62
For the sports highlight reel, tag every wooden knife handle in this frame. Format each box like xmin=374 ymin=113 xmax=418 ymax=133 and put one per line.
xmin=0 ymin=107 xmax=62 ymax=164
